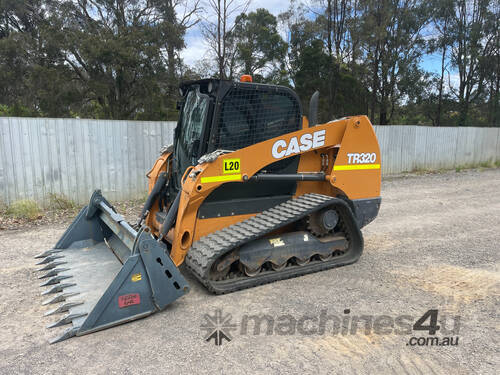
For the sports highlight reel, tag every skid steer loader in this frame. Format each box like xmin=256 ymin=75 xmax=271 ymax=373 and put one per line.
xmin=36 ymin=76 xmax=381 ymax=343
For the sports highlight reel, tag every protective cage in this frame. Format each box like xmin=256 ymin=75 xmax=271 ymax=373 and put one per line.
xmin=35 ymin=190 xmax=189 ymax=343
xmin=214 ymin=86 xmax=302 ymax=151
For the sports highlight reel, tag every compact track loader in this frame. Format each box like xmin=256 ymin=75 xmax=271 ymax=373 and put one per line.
xmin=36 ymin=77 xmax=381 ymax=343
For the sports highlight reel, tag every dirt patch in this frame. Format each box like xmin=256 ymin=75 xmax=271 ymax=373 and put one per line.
xmin=392 ymin=264 xmax=500 ymax=306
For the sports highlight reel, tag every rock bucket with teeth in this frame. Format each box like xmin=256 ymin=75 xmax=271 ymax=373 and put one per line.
xmin=35 ymin=190 xmax=189 ymax=343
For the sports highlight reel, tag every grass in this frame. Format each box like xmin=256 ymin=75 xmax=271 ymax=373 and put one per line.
xmin=47 ymin=193 xmax=76 ymax=210
xmin=0 ymin=200 xmax=7 ymax=215
xmin=410 ymin=167 xmax=450 ymax=175
xmin=410 ymin=160 xmax=499 ymax=175
xmin=410 ymin=167 xmax=429 ymax=175
xmin=479 ymin=161 xmax=493 ymax=168
xmin=0 ymin=194 xmax=143 ymax=229
xmin=455 ymin=164 xmax=474 ymax=172
xmin=6 ymin=199 xmax=41 ymax=220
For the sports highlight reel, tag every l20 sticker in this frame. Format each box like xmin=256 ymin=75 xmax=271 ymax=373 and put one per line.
xmin=223 ymin=158 xmax=241 ymax=174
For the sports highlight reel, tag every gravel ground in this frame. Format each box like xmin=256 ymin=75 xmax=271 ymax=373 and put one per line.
xmin=0 ymin=169 xmax=499 ymax=374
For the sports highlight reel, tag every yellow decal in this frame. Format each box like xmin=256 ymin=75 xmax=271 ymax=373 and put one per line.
xmin=333 ymin=164 xmax=380 ymax=171
xmin=131 ymin=273 xmax=142 ymax=282
xmin=269 ymin=238 xmax=285 ymax=247
xmin=223 ymin=158 xmax=241 ymax=174
xmin=201 ymin=174 xmax=241 ymax=184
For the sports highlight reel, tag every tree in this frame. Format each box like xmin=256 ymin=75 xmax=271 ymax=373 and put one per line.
xmin=358 ymin=0 xmax=429 ymax=124
xmin=0 ymin=0 xmax=497 ymax=126
xmin=231 ymin=8 xmax=287 ymax=78
xmin=281 ymin=4 xmax=368 ymax=121
xmin=202 ymin=0 xmax=250 ymax=79
xmin=428 ymin=0 xmax=455 ymax=126
xmin=313 ymin=0 xmax=348 ymax=119
xmin=0 ymin=1 xmax=40 ymax=113
xmin=448 ymin=0 xmax=496 ymax=126
xmin=44 ymin=0 xmax=192 ymax=119
xmin=153 ymin=0 xmax=201 ymax=114
xmin=482 ymin=4 xmax=499 ymax=126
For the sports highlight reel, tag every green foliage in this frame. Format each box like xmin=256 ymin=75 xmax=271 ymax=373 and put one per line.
xmin=0 ymin=199 xmax=7 ymax=215
xmin=0 ymin=0 xmax=188 ymax=120
xmin=0 ymin=103 xmax=37 ymax=117
xmin=0 ymin=0 xmax=498 ymax=126
xmin=286 ymin=15 xmax=369 ymax=122
xmin=478 ymin=161 xmax=493 ymax=168
xmin=6 ymin=199 xmax=41 ymax=220
xmin=232 ymin=9 xmax=288 ymax=76
xmin=47 ymin=193 xmax=76 ymax=210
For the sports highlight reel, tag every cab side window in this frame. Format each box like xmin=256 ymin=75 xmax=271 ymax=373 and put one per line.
xmin=215 ymin=88 xmax=301 ymax=150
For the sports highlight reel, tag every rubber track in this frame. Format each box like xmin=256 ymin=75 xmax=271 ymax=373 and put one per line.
xmin=185 ymin=193 xmax=363 ymax=294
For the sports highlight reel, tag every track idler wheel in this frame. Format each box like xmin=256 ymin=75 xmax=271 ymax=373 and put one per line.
xmin=307 ymin=208 xmax=339 ymax=237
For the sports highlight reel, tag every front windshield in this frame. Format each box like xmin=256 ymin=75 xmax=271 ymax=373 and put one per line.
xmin=173 ymin=87 xmax=210 ymax=188
xmin=178 ymin=89 xmax=209 ymax=152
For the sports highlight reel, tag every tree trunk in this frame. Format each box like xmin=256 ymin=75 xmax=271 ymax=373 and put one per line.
xmin=458 ymin=97 xmax=469 ymax=127
xmin=327 ymin=0 xmax=334 ymax=120
xmin=495 ymin=66 xmax=500 ymax=126
xmin=167 ymin=44 xmax=176 ymax=89
xmin=379 ymin=72 xmax=388 ymax=126
xmin=165 ymin=0 xmax=177 ymax=98
xmin=457 ymin=82 xmax=468 ymax=126
xmin=489 ymin=51 xmax=499 ymax=126
xmin=436 ymin=20 xmax=448 ymax=127
xmin=370 ymin=45 xmax=379 ymax=123
xmin=217 ymin=0 xmax=223 ymax=79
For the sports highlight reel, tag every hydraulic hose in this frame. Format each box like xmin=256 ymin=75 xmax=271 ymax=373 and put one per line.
xmin=157 ymin=190 xmax=181 ymax=242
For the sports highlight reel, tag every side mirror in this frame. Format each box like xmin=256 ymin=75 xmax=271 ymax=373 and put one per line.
xmin=308 ymin=91 xmax=319 ymax=126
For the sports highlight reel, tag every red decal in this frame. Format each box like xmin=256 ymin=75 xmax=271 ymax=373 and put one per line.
xmin=118 ymin=293 xmax=140 ymax=308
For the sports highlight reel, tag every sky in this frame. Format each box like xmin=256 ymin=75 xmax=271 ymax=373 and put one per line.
xmin=180 ymin=1 xmax=446 ymax=78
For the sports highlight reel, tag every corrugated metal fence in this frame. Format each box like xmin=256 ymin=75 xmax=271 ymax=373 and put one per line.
xmin=0 ymin=118 xmax=175 ymax=204
xmin=1 ymin=117 xmax=499 ymax=205
xmin=374 ymin=126 xmax=500 ymax=175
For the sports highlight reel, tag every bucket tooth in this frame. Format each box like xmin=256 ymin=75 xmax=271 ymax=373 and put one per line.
xmin=41 ymin=283 xmax=76 ymax=295
xmin=35 ymin=249 xmax=61 ymax=259
xmin=38 ymin=268 xmax=70 ymax=279
xmin=37 ymin=261 xmax=66 ymax=271
xmin=42 ymin=292 xmax=79 ymax=305
xmin=49 ymin=326 xmax=79 ymax=344
xmin=39 ymin=275 xmax=72 ymax=287
xmin=36 ymin=255 xmax=64 ymax=265
xmin=44 ymin=302 xmax=84 ymax=316
xmin=47 ymin=313 xmax=87 ymax=329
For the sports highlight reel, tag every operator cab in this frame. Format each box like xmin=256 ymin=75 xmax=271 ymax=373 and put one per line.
xmin=173 ymin=78 xmax=303 ymax=191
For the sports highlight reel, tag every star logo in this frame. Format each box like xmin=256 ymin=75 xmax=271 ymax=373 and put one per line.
xmin=200 ymin=309 xmax=238 ymax=346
